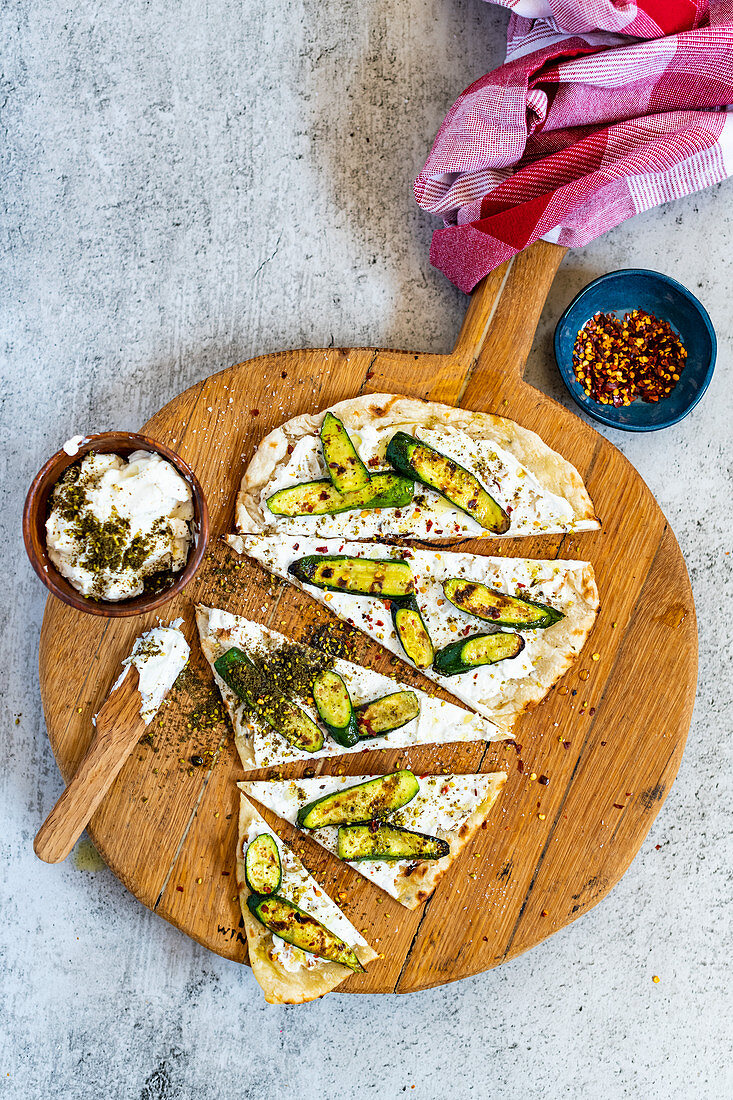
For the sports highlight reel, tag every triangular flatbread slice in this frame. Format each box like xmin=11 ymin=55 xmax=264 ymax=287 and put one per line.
xmin=197 ymin=605 xmax=504 ymax=769
xmin=239 ymin=771 xmax=506 ymax=911
xmin=236 ymin=393 xmax=599 ymax=541
xmin=238 ymin=794 xmax=377 ymax=1003
xmin=226 ymin=536 xmax=599 ymax=732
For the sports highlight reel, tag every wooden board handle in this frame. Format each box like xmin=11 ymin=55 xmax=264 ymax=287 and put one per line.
xmin=451 ymin=241 xmax=566 ymax=397
xmin=34 ymin=668 xmax=144 ymax=864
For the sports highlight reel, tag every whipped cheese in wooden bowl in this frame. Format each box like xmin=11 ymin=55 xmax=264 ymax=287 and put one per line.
xmin=23 ymin=432 xmax=209 ymax=617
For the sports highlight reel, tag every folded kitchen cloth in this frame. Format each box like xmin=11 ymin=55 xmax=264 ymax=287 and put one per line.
xmin=414 ymin=0 xmax=733 ymax=291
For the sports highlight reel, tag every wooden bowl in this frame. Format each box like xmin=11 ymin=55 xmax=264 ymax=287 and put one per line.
xmin=23 ymin=431 xmax=209 ymax=617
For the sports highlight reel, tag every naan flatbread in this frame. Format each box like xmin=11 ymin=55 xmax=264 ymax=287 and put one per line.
xmin=227 ymin=536 xmax=599 ymax=732
xmin=238 ymin=794 xmax=377 ymax=1004
xmin=197 ymin=605 xmax=504 ymax=768
xmin=236 ymin=393 xmax=599 ymax=541
xmin=240 ymin=771 xmax=506 ymax=911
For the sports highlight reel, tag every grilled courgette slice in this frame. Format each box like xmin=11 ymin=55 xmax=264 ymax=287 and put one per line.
xmin=267 ymin=472 xmax=413 ymax=517
xmin=391 ymin=597 xmax=434 ymax=668
xmin=247 ymin=894 xmax=364 ymax=972
xmin=214 ymin=647 xmax=324 ymax=753
xmin=337 ymin=823 xmax=450 ymax=862
xmin=385 ymin=432 xmax=510 ymax=533
xmin=356 ymin=691 xmax=420 ymax=738
xmin=311 ymin=670 xmax=359 ymax=747
xmin=245 ymin=834 xmax=282 ymax=896
xmin=296 ymin=770 xmax=420 ymax=830
xmin=433 ymin=632 xmax=524 ymax=676
xmin=320 ymin=411 xmax=371 ymax=493
xmin=289 ymin=555 xmax=415 ymax=598
xmin=443 ymin=578 xmax=564 ymax=629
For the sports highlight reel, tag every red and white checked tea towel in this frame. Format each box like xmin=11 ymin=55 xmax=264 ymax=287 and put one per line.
xmin=414 ymin=0 xmax=733 ymax=291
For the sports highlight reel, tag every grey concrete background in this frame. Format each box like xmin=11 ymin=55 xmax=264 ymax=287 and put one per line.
xmin=2 ymin=1 xmax=731 ymax=1097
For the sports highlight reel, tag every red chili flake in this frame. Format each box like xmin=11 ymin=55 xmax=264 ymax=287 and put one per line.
xmin=250 ymin=408 xmax=260 ymax=416
xmin=286 ymin=444 xmax=294 ymax=455
xmin=517 ymin=760 xmax=524 ymax=774
xmin=293 ymin=542 xmax=299 ymax=550
xmin=600 ymin=740 xmax=607 ymax=746
xmin=316 ymin=546 xmax=327 ymax=553
xmin=562 ymin=741 xmax=571 ymax=749
xmin=589 ymin=707 xmax=596 ymax=716
xmin=613 ymin=803 xmax=624 ymax=809
xmin=221 ymin=871 xmax=230 ymax=876
xmin=538 ymin=775 xmax=550 ymax=786
xmin=367 ymin=456 xmax=380 ymax=468
xmin=366 ymin=370 xmax=374 ymax=380
xmin=541 ymin=909 xmax=548 ymax=917
xmin=426 ymin=520 xmax=433 ymax=531
xmin=281 ymin=371 xmax=287 ymax=378
xmin=572 ymin=309 xmax=687 ymax=407
xmin=655 ymin=844 xmax=662 ymax=850
xmin=176 ymin=885 xmax=184 ymax=892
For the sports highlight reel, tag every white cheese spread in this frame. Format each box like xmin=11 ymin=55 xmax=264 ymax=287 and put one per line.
xmin=46 ymin=450 xmax=194 ymax=601
xmin=62 ymin=435 xmax=86 ymax=456
xmin=119 ymin=619 xmax=190 ymax=724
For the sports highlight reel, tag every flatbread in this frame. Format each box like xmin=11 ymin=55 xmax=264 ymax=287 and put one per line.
xmin=196 ymin=605 xmax=504 ymax=769
xmin=238 ymin=794 xmax=377 ymax=1003
xmin=240 ymin=771 xmax=506 ymax=910
xmin=236 ymin=393 xmax=599 ymax=541
xmin=227 ymin=535 xmax=599 ymax=732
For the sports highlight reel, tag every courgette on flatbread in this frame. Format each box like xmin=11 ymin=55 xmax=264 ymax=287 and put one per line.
xmin=196 ymin=605 xmax=503 ymax=769
xmin=236 ymin=393 xmax=599 ymax=541
xmin=225 ymin=537 xmax=599 ymax=732
xmin=237 ymin=795 xmax=377 ymax=1003
xmin=239 ymin=771 xmax=507 ymax=910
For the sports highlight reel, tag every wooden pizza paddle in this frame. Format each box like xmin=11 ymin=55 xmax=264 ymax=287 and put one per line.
xmin=34 ymin=666 xmax=144 ymax=863
xmin=37 ymin=241 xmax=697 ymax=991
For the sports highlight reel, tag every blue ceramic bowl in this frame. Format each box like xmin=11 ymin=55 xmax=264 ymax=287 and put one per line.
xmin=554 ymin=269 xmax=716 ymax=431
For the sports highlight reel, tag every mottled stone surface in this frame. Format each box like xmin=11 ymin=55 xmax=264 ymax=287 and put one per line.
xmin=2 ymin=2 xmax=731 ymax=1097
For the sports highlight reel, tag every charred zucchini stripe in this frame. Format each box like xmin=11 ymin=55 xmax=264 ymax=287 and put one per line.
xmin=297 ymin=770 xmax=420 ymax=830
xmin=247 ymin=894 xmax=365 ymax=972
xmin=356 ymin=691 xmax=420 ymax=738
xmin=267 ymin=472 xmax=413 ymax=517
xmin=320 ymin=411 xmax=371 ymax=493
xmin=433 ymin=632 xmax=525 ymax=676
xmin=311 ymin=670 xmax=359 ymax=748
xmin=337 ymin=823 xmax=450 ymax=862
xmin=385 ymin=431 xmax=510 ymax=533
xmin=245 ymin=834 xmax=282 ymax=896
xmin=214 ymin=647 xmax=324 ymax=753
xmin=442 ymin=578 xmax=564 ymax=629
xmin=391 ymin=596 xmax=434 ymax=669
xmin=288 ymin=555 xmax=415 ymax=598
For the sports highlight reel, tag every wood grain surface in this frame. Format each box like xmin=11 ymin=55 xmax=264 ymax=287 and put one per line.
xmin=38 ymin=241 xmax=698 ymax=993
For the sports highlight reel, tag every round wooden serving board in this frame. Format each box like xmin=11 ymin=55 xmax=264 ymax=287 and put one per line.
xmin=39 ymin=242 xmax=698 ymax=993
